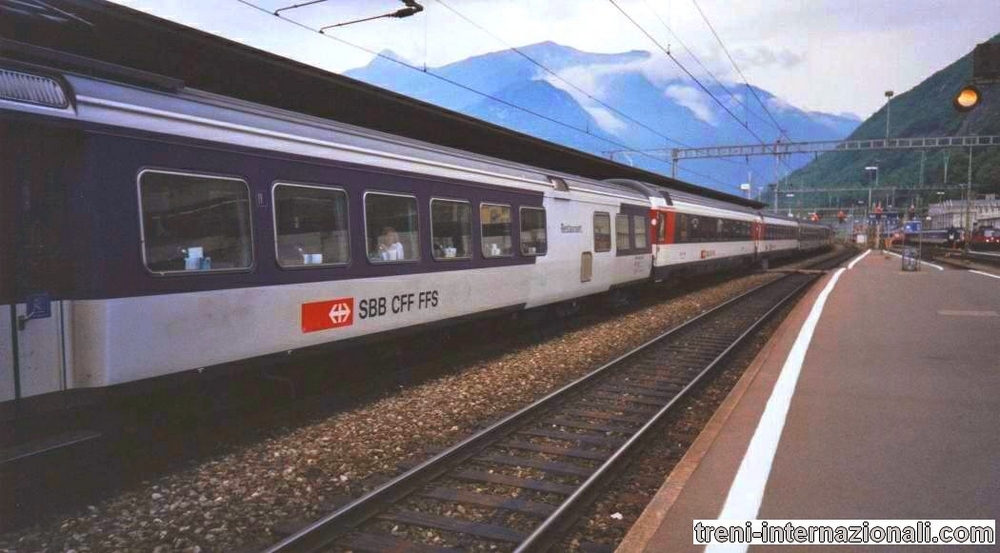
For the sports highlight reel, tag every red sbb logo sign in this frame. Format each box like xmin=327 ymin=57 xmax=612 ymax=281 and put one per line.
xmin=301 ymin=297 xmax=354 ymax=333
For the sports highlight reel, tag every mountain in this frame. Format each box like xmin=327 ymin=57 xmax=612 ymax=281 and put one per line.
xmin=787 ymin=33 xmax=1000 ymax=203
xmin=345 ymin=42 xmax=860 ymax=193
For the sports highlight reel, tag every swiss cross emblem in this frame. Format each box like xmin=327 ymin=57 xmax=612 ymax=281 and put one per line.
xmin=301 ymin=298 xmax=354 ymax=333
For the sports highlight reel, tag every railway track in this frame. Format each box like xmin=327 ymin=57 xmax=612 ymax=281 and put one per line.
xmin=262 ymin=250 xmax=854 ymax=553
xmin=932 ymin=247 xmax=1000 ymax=267
xmin=889 ymin=244 xmax=1000 ymax=269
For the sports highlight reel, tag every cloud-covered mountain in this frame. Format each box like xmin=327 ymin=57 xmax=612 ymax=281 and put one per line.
xmin=346 ymin=42 xmax=860 ymax=193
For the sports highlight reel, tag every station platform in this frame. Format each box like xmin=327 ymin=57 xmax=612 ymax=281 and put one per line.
xmin=619 ymin=250 xmax=1000 ymax=552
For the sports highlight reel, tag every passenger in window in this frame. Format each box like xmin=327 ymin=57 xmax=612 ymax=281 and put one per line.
xmin=378 ymin=227 xmax=405 ymax=261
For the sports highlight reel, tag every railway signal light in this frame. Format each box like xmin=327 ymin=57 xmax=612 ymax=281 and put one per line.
xmin=953 ymin=85 xmax=981 ymax=112
xmin=953 ymin=42 xmax=1000 ymax=112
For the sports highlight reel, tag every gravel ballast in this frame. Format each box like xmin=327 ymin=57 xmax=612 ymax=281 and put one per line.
xmin=0 ymin=255 xmax=839 ymax=552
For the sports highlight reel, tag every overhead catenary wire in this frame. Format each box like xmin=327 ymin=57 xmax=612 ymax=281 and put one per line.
xmin=689 ymin=0 xmax=789 ymax=141
xmin=434 ymin=0 xmax=749 ymax=170
xmin=274 ymin=0 xmax=424 ymax=31
xmin=272 ymin=0 xmax=328 ymax=16
xmin=237 ymin=0 xmax=737 ymax=189
xmin=612 ymin=0 xmax=796 ymax=179
xmin=434 ymin=0 xmax=689 ymax=149
xmin=607 ymin=0 xmax=766 ymax=146
xmin=320 ymin=1 xmax=423 ymax=33
xmin=684 ymin=0 xmax=801 ymax=183
xmin=435 ymin=0 xmax=764 ymax=175
xmin=640 ymin=0 xmax=781 ymax=137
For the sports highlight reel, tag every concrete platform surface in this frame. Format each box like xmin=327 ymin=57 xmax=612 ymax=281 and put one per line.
xmin=619 ymin=250 xmax=1000 ymax=552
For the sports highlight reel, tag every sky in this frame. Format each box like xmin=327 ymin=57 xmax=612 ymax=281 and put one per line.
xmin=110 ymin=0 xmax=1000 ymax=119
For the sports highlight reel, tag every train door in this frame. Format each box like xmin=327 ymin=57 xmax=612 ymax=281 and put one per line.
xmin=589 ymin=211 xmax=612 ymax=287
xmin=751 ymin=218 xmax=765 ymax=268
xmin=1 ymin=121 xmax=78 ymax=405
xmin=751 ymin=219 xmax=762 ymax=257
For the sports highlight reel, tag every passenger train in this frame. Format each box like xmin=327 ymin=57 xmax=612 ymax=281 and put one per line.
xmin=0 ymin=56 xmax=832 ymax=409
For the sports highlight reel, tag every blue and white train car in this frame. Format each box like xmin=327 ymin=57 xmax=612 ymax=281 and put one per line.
xmin=1 ymin=61 xmax=657 ymax=405
xmin=0 ymin=55 xmax=832 ymax=410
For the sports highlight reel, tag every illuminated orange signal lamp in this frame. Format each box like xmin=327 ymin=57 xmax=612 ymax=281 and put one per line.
xmin=953 ymin=85 xmax=982 ymax=112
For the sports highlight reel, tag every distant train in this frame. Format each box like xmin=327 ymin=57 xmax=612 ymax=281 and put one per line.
xmin=0 ymin=54 xmax=832 ymax=409
xmin=893 ymin=227 xmax=966 ymax=248
xmin=970 ymin=226 xmax=999 ymax=252
xmin=893 ymin=226 xmax=999 ymax=252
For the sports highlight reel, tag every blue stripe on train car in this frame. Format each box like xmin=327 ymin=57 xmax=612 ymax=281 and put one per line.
xmin=70 ymin=127 xmax=544 ymax=301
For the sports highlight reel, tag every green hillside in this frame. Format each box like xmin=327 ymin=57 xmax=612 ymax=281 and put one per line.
xmin=786 ymin=33 xmax=1000 ymax=208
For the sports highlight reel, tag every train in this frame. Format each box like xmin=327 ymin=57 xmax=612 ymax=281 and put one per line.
xmin=0 ymin=53 xmax=833 ymax=411
xmin=891 ymin=227 xmax=964 ymax=247
xmin=892 ymin=225 xmax=998 ymax=252
xmin=970 ymin=226 xmax=999 ymax=252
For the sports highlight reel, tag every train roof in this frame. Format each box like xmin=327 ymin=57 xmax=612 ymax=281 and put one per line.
xmin=1 ymin=56 xmax=656 ymax=203
xmin=606 ymin=178 xmax=763 ymax=218
xmin=0 ymin=0 xmax=765 ymax=209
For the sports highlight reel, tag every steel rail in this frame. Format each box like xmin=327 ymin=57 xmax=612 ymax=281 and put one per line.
xmin=264 ymin=250 xmax=854 ymax=553
xmin=514 ymin=271 xmax=823 ymax=551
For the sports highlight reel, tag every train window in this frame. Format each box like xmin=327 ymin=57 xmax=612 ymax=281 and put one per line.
xmin=656 ymin=212 xmax=667 ymax=243
xmin=633 ymin=215 xmax=647 ymax=248
xmin=431 ymin=199 xmax=472 ymax=260
xmin=678 ymin=214 xmax=689 ymax=243
xmin=273 ymin=184 xmax=349 ymax=268
xmin=594 ymin=212 xmax=611 ymax=252
xmin=481 ymin=203 xmax=514 ymax=258
xmin=431 ymin=199 xmax=472 ymax=261
xmin=520 ymin=207 xmax=547 ymax=256
xmin=365 ymin=192 xmax=420 ymax=263
xmin=616 ymin=214 xmax=631 ymax=251
xmin=139 ymin=170 xmax=253 ymax=274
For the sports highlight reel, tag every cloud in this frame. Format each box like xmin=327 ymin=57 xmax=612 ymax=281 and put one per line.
xmin=535 ymin=50 xmax=732 ymax=131
xmin=733 ymin=46 xmax=803 ymax=70
xmin=584 ymin=106 xmax=628 ymax=134
xmin=665 ymin=85 xmax=716 ymax=124
xmin=535 ymin=56 xmax=653 ymax=135
xmin=542 ymin=56 xmax=673 ymax=100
